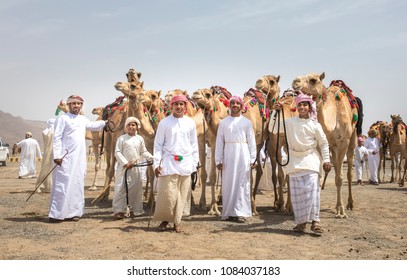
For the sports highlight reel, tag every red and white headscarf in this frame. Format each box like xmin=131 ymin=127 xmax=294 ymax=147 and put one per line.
xmin=67 ymin=95 xmax=84 ymax=104
xmin=229 ymin=96 xmax=244 ymax=107
xmin=170 ymin=94 xmax=188 ymax=106
xmin=357 ymin=136 xmax=364 ymax=143
xmin=295 ymin=92 xmax=317 ymax=121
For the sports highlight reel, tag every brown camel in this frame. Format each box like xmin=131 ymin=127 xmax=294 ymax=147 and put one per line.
xmin=369 ymin=121 xmax=392 ymax=183
xmin=292 ymin=72 xmax=358 ymax=218
xmin=388 ymin=115 xmax=406 ymax=185
xmin=255 ymin=75 xmax=297 ymax=213
xmin=191 ymin=86 xmax=230 ymax=215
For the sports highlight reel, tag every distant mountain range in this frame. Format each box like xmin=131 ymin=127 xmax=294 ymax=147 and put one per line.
xmin=0 ymin=110 xmax=47 ymax=149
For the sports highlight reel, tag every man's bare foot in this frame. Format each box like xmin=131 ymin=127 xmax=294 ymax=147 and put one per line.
xmin=174 ymin=224 xmax=183 ymax=233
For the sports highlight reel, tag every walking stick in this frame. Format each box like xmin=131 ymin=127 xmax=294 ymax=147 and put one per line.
xmin=147 ymin=159 xmax=162 ymax=230
xmin=26 ymin=149 xmax=69 ymax=202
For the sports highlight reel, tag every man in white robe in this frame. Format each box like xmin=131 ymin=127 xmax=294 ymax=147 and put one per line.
xmin=17 ymin=132 xmax=42 ymax=179
xmin=365 ymin=129 xmax=380 ymax=185
xmin=354 ymin=136 xmax=369 ymax=185
xmin=274 ymin=93 xmax=331 ymax=234
xmin=215 ymin=96 xmax=257 ymax=223
xmin=153 ymin=94 xmax=199 ymax=233
xmin=48 ymin=95 xmax=106 ymax=222
xmin=36 ymin=118 xmax=55 ymax=193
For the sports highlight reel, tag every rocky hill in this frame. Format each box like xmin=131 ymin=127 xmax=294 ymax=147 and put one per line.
xmin=0 ymin=110 xmax=47 ymax=149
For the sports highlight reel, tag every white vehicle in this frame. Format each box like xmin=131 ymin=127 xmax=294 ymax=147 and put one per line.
xmin=0 ymin=137 xmax=10 ymax=166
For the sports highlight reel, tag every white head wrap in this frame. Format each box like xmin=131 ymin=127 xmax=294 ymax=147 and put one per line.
xmin=125 ymin=116 xmax=141 ymax=130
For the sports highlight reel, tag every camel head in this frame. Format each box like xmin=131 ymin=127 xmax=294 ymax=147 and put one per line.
xmin=191 ymin=88 xmax=213 ymax=110
xmin=126 ymin=68 xmax=142 ymax=83
xmin=390 ymin=114 xmax=402 ymax=124
xmin=92 ymin=107 xmax=104 ymax=116
xmin=165 ymin=89 xmax=188 ymax=106
xmin=292 ymin=72 xmax=326 ymax=99
xmin=114 ymin=81 xmax=144 ymax=99
xmin=255 ymin=75 xmax=280 ymax=98
xmin=138 ymin=89 xmax=162 ymax=111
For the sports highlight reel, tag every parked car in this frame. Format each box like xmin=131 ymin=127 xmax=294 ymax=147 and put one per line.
xmin=0 ymin=137 xmax=10 ymax=166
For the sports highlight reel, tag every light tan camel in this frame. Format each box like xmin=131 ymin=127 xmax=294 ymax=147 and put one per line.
xmin=88 ymin=107 xmax=105 ymax=191
xmin=388 ymin=115 xmax=406 ymax=184
xmin=292 ymin=72 xmax=358 ymax=218
xmin=241 ymin=88 xmax=271 ymax=215
xmin=191 ymin=87 xmax=230 ymax=215
xmin=255 ymin=75 xmax=297 ymax=213
xmin=369 ymin=121 xmax=392 ymax=183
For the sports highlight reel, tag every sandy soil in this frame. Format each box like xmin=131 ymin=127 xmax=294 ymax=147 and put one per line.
xmin=0 ymin=160 xmax=406 ymax=260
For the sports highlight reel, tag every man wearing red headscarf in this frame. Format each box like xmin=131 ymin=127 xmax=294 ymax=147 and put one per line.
xmin=48 ymin=95 xmax=106 ymax=222
xmin=215 ymin=96 xmax=257 ymax=223
xmin=274 ymin=93 xmax=332 ymax=234
xmin=153 ymin=94 xmax=199 ymax=233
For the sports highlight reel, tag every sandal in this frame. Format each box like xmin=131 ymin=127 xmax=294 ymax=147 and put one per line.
xmin=311 ymin=221 xmax=324 ymax=234
xmin=236 ymin=217 xmax=246 ymax=223
xmin=158 ymin=221 xmax=169 ymax=232
xmin=293 ymin=223 xmax=306 ymax=233
xmin=114 ymin=212 xmax=126 ymax=219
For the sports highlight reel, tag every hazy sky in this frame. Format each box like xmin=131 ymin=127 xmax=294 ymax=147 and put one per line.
xmin=1 ymin=0 xmax=406 ymax=134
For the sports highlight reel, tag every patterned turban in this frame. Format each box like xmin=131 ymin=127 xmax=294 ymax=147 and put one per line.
xmin=47 ymin=118 xmax=56 ymax=128
xmin=170 ymin=94 xmax=188 ymax=106
xmin=229 ymin=96 xmax=244 ymax=107
xmin=25 ymin=131 xmax=32 ymax=137
xmin=67 ymin=95 xmax=84 ymax=104
xmin=125 ymin=116 xmax=141 ymax=130
xmin=357 ymin=136 xmax=364 ymax=143
xmin=295 ymin=93 xmax=317 ymax=121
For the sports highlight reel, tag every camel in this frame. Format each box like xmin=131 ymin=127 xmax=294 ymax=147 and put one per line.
xmin=94 ymin=80 xmax=155 ymax=202
xmin=292 ymin=72 xmax=359 ymax=218
xmin=191 ymin=86 xmax=230 ymax=215
xmin=241 ymin=88 xmax=271 ymax=215
xmin=255 ymin=75 xmax=297 ymax=213
xmin=88 ymin=106 xmax=105 ymax=191
xmin=369 ymin=121 xmax=392 ymax=183
xmin=388 ymin=115 xmax=406 ymax=185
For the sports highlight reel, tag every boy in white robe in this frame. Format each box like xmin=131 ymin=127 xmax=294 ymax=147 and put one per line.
xmin=113 ymin=117 xmax=153 ymax=218
xmin=48 ymin=95 xmax=106 ymax=223
xmin=274 ymin=93 xmax=332 ymax=234
xmin=153 ymin=94 xmax=199 ymax=233
xmin=364 ymin=129 xmax=380 ymax=185
xmin=215 ymin=96 xmax=257 ymax=223
xmin=17 ymin=132 xmax=42 ymax=179
xmin=354 ymin=136 xmax=369 ymax=185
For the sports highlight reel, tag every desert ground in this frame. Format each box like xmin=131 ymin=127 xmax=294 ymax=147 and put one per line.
xmin=0 ymin=159 xmax=406 ymax=260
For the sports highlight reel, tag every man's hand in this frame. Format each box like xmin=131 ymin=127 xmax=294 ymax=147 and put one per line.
xmin=251 ymin=162 xmax=257 ymax=169
xmin=323 ymin=162 xmax=333 ymax=173
xmin=54 ymin=158 xmax=63 ymax=166
xmin=273 ymin=102 xmax=282 ymax=111
xmin=216 ymin=163 xmax=223 ymax=170
xmin=154 ymin=167 xmax=162 ymax=177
